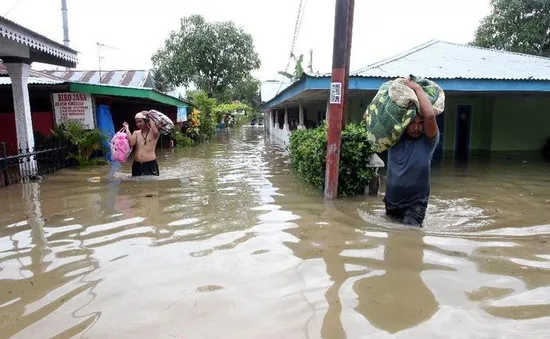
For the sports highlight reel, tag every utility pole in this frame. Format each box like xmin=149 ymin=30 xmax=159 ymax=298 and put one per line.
xmin=61 ymin=0 xmax=70 ymax=47
xmin=324 ymin=0 xmax=355 ymax=200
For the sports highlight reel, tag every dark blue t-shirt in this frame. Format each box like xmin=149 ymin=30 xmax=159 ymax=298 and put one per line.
xmin=384 ymin=133 xmax=439 ymax=208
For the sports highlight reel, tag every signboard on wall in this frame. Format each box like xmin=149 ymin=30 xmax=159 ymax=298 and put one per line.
xmin=52 ymin=92 xmax=95 ymax=129
xmin=177 ymin=106 xmax=188 ymax=122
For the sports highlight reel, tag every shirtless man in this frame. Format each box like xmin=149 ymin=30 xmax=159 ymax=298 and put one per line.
xmin=123 ymin=111 xmax=160 ymax=177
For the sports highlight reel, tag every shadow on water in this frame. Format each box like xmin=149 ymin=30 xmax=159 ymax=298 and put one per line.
xmin=350 ymin=232 xmax=438 ymax=334
xmin=1 ymin=127 xmax=550 ymax=338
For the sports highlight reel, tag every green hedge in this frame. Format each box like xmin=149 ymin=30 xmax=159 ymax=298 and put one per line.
xmin=289 ymin=122 xmax=378 ymax=197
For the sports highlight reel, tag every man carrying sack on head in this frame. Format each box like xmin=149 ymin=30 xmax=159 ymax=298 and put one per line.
xmin=383 ymin=79 xmax=440 ymax=227
xmin=365 ymin=74 xmax=444 ymax=227
xmin=123 ymin=111 xmax=161 ymax=177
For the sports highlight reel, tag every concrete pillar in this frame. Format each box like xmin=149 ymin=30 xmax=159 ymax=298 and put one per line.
xmin=5 ymin=60 xmax=37 ymax=176
xmin=268 ymin=111 xmax=273 ymax=134
xmin=326 ymin=101 xmax=330 ymax=121
xmin=298 ymin=103 xmax=305 ymax=130
xmin=283 ymin=106 xmax=289 ymax=131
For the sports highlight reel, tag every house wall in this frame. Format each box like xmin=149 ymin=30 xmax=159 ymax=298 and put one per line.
xmin=268 ymin=93 xmax=550 ymax=154
xmin=490 ymin=95 xmax=550 ymax=151
xmin=295 ymin=95 xmax=375 ymax=127
xmin=348 ymin=95 xmax=375 ymax=123
xmin=0 ymin=111 xmax=54 ymax=154
xmin=421 ymin=94 xmax=549 ymax=153
xmin=304 ymin=102 xmax=327 ymax=128
xmin=99 ymin=98 xmax=177 ymax=148
xmin=442 ymin=95 xmax=495 ymax=152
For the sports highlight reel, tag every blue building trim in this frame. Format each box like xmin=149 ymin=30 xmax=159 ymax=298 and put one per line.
xmin=262 ymin=77 xmax=307 ymax=108
xmin=263 ymin=75 xmax=550 ymax=109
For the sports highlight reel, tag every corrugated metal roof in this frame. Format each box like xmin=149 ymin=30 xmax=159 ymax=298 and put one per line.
xmin=0 ymin=76 xmax=64 ymax=85
xmin=41 ymin=70 xmax=153 ymax=87
xmin=352 ymin=40 xmax=550 ymax=80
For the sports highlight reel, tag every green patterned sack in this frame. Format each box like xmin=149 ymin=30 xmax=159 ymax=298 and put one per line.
xmin=364 ymin=75 xmax=445 ymax=153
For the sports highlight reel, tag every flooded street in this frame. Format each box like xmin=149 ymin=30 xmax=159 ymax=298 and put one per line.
xmin=1 ymin=127 xmax=550 ymax=338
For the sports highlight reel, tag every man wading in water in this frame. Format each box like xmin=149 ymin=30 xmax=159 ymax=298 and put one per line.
xmin=384 ymin=79 xmax=439 ymax=227
xmin=123 ymin=111 xmax=160 ymax=177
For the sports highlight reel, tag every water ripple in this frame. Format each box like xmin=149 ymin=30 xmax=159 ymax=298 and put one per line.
xmin=1 ymin=128 xmax=550 ymax=338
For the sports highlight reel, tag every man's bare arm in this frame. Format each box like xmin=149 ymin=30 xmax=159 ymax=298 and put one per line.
xmin=123 ymin=122 xmax=137 ymax=146
xmin=144 ymin=111 xmax=160 ymax=137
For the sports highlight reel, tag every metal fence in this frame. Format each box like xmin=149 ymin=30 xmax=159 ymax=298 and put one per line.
xmin=0 ymin=142 xmax=69 ymax=187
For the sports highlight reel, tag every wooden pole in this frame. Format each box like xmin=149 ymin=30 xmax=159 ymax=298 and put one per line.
xmin=324 ymin=0 xmax=355 ymax=199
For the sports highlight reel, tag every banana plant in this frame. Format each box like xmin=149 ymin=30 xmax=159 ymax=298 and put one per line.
xmin=278 ymin=53 xmax=304 ymax=81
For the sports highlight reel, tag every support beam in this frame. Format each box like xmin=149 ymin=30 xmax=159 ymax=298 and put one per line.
xmin=324 ymin=0 xmax=355 ymax=199
xmin=0 ymin=39 xmax=30 ymax=58
xmin=269 ymin=110 xmax=274 ymax=133
xmin=298 ymin=103 xmax=305 ymax=130
xmin=283 ymin=107 xmax=289 ymax=131
xmin=5 ymin=60 xmax=37 ymax=176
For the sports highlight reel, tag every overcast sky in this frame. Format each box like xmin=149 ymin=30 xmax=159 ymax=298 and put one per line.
xmin=2 ymin=0 xmax=492 ymax=81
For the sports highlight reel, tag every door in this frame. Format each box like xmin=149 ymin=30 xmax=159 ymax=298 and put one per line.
xmin=455 ymin=105 xmax=472 ymax=162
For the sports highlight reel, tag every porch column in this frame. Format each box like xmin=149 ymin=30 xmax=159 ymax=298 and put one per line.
xmin=283 ymin=106 xmax=289 ymax=131
xmin=274 ymin=109 xmax=279 ymax=128
xmin=267 ymin=111 xmax=273 ymax=134
xmin=298 ymin=103 xmax=305 ymax=130
xmin=5 ymin=60 xmax=37 ymax=176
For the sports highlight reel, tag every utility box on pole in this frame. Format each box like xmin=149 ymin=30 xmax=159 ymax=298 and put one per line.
xmin=324 ymin=0 xmax=355 ymax=199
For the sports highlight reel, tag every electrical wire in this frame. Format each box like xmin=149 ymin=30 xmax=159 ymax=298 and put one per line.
xmin=275 ymin=0 xmax=308 ymax=95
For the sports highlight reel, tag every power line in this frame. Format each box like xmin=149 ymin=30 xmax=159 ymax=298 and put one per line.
xmin=276 ymin=0 xmax=308 ymax=95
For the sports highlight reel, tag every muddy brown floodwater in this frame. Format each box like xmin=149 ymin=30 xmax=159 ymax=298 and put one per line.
xmin=1 ymin=127 xmax=550 ymax=339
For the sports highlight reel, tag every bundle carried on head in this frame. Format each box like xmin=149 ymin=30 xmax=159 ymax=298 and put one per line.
xmin=146 ymin=109 xmax=175 ymax=135
xmin=364 ymin=75 xmax=445 ymax=153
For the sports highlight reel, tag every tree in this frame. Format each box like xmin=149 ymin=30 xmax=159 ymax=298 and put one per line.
xmin=221 ymin=73 xmax=261 ymax=108
xmin=151 ymin=68 xmax=174 ymax=93
xmin=152 ymin=14 xmax=261 ymax=98
xmin=473 ymin=0 xmax=550 ymax=57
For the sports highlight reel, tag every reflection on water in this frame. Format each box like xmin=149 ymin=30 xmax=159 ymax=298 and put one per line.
xmin=1 ymin=127 xmax=550 ymax=338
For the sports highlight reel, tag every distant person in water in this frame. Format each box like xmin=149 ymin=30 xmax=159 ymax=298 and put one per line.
xmin=123 ymin=111 xmax=160 ymax=177
xmin=384 ymin=79 xmax=440 ymax=227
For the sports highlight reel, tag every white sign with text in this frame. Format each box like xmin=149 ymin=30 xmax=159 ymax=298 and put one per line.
xmin=52 ymin=92 xmax=95 ymax=129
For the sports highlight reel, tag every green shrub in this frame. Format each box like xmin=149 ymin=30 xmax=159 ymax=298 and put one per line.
xmin=170 ymin=129 xmax=194 ymax=147
xmin=289 ymin=122 xmax=378 ymax=197
xmin=186 ymin=90 xmax=217 ymax=139
xmin=51 ymin=121 xmax=108 ymax=167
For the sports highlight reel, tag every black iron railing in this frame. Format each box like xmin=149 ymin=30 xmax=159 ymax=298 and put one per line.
xmin=0 ymin=142 xmax=69 ymax=187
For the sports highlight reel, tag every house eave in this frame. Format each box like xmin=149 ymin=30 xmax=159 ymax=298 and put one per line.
xmin=0 ymin=15 xmax=78 ymax=67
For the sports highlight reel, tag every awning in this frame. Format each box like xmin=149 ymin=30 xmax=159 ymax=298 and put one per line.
xmin=69 ymin=82 xmax=193 ymax=107
xmin=0 ymin=15 xmax=78 ymax=67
